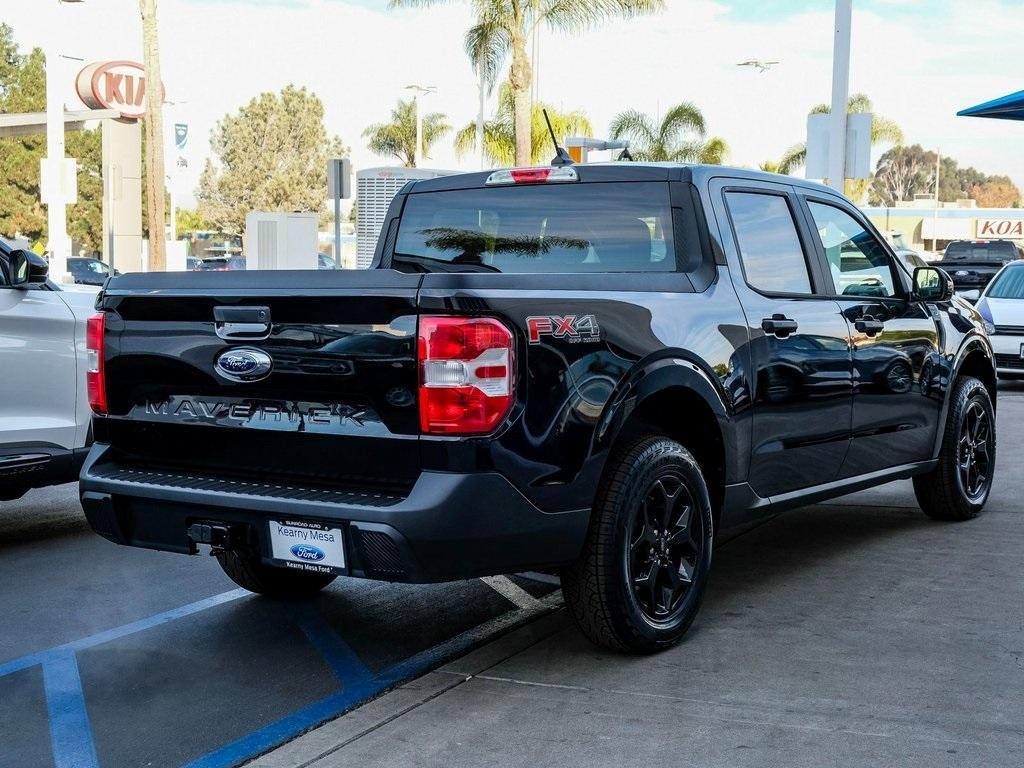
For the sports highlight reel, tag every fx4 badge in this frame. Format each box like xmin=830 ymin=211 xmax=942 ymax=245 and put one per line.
xmin=526 ymin=314 xmax=601 ymax=344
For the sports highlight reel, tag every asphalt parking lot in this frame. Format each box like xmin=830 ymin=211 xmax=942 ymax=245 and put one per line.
xmin=2 ymin=383 xmax=1023 ymax=768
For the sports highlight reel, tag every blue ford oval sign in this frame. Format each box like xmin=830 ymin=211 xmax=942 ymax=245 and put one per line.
xmin=215 ymin=347 xmax=272 ymax=382
xmin=290 ymin=544 xmax=326 ymax=562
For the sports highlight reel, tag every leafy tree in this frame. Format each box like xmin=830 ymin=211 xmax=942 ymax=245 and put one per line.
xmin=609 ymin=102 xmax=728 ymax=163
xmin=174 ymin=207 xmax=213 ymax=239
xmin=869 ymin=145 xmax=1022 ymax=208
xmin=0 ymin=24 xmax=102 ymax=251
xmin=363 ymin=98 xmax=450 ymax=168
xmin=66 ymin=128 xmax=103 ymax=252
xmin=390 ymin=0 xmax=663 ymax=167
xmin=197 ymin=85 xmax=348 ymax=234
xmin=971 ymin=176 xmax=1021 ymax=208
xmin=870 ymin=144 xmax=934 ymax=206
xmin=454 ymin=83 xmax=591 ymax=167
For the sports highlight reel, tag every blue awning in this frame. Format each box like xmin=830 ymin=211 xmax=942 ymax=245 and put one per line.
xmin=958 ymin=90 xmax=1024 ymax=121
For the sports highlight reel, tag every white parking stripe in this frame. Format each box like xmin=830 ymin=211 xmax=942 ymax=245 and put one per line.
xmin=479 ymin=575 xmax=541 ymax=609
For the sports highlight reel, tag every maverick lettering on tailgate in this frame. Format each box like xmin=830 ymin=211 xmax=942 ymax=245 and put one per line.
xmin=135 ymin=396 xmax=386 ymax=435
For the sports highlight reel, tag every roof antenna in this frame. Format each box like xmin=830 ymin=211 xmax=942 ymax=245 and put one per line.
xmin=543 ymin=109 xmax=575 ymax=167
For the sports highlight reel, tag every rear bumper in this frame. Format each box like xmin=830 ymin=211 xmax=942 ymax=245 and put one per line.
xmin=0 ymin=442 xmax=89 ymax=493
xmin=79 ymin=443 xmax=590 ymax=583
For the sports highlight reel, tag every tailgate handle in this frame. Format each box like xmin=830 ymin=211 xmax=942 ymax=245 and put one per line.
xmin=214 ymin=306 xmax=271 ymax=340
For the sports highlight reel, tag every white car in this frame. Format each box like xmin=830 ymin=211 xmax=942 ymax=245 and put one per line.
xmin=976 ymin=260 xmax=1024 ymax=378
xmin=0 ymin=241 xmax=97 ymax=500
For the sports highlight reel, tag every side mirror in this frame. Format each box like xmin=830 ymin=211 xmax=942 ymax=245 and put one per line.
xmin=913 ymin=266 xmax=953 ymax=302
xmin=7 ymin=250 xmax=29 ymax=286
xmin=6 ymin=250 xmax=46 ymax=286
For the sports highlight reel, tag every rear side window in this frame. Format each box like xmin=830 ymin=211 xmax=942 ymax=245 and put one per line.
xmin=725 ymin=191 xmax=812 ymax=294
xmin=393 ymin=182 xmax=675 ymax=273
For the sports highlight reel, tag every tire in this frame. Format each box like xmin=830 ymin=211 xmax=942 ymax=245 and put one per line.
xmin=913 ymin=375 xmax=996 ymax=521
xmin=215 ymin=549 xmax=337 ymax=598
xmin=562 ymin=436 xmax=714 ymax=653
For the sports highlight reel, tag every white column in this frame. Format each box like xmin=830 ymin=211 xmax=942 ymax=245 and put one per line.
xmin=44 ymin=43 xmax=71 ymax=281
xmin=827 ymin=0 xmax=852 ymax=193
xmin=413 ymin=95 xmax=422 ymax=168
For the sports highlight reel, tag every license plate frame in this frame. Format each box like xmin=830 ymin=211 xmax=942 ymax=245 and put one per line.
xmin=267 ymin=518 xmax=346 ymax=575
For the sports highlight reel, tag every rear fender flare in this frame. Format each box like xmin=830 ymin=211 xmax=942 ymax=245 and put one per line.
xmin=591 ymin=355 xmax=738 ymax=479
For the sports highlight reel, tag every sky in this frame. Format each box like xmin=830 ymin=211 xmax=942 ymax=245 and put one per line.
xmin=5 ymin=0 xmax=1024 ymax=207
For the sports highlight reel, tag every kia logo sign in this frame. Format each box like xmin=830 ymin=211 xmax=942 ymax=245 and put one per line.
xmin=75 ymin=61 xmax=164 ymax=120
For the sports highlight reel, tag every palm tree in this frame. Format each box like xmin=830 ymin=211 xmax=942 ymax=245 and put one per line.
xmin=779 ymin=93 xmax=903 ymax=176
xmin=608 ymin=103 xmax=729 ymax=164
xmin=454 ymin=84 xmax=591 ymax=167
xmin=362 ymin=99 xmax=451 ymax=168
xmin=389 ymin=0 xmax=664 ymax=167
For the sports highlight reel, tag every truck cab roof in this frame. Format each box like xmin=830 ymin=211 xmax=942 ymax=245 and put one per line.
xmin=404 ymin=163 xmax=841 ymax=198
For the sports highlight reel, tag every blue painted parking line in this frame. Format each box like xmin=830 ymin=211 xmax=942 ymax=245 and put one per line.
xmin=2 ymin=581 xmax=557 ymax=768
xmin=0 ymin=589 xmax=247 ymax=768
xmin=186 ymin=591 xmax=561 ymax=768
xmin=42 ymin=651 xmax=100 ymax=768
xmin=0 ymin=588 xmax=249 ymax=678
xmin=290 ymin=602 xmax=374 ymax=687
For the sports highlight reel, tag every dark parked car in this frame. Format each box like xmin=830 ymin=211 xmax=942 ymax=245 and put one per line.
xmin=68 ymin=256 xmax=118 ymax=285
xmin=80 ymin=164 xmax=997 ymax=652
xmin=935 ymin=239 xmax=1024 ymax=296
xmin=194 ymin=256 xmax=246 ymax=271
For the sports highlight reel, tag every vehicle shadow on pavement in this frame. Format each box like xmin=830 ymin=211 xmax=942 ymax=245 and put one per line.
xmin=0 ymin=483 xmax=91 ymax=548
xmin=711 ymin=503 xmax=934 ymax=600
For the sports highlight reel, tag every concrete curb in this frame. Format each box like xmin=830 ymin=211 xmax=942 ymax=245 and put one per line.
xmin=246 ymin=601 xmax=570 ymax=768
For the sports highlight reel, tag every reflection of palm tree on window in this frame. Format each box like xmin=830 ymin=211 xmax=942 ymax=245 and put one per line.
xmin=419 ymin=227 xmax=588 ymax=265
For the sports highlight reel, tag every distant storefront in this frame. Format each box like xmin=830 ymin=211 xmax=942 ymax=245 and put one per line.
xmin=862 ymin=202 xmax=1024 ymax=255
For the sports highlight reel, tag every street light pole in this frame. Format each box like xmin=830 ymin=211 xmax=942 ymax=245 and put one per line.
xmin=827 ymin=0 xmax=852 ymax=193
xmin=404 ymin=85 xmax=436 ymax=168
xmin=44 ymin=40 xmax=71 ymax=282
xmin=43 ymin=0 xmax=86 ymax=281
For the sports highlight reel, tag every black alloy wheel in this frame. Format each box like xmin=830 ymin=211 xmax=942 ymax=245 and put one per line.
xmin=957 ymin=400 xmax=993 ymax=501
xmin=914 ymin=375 xmax=995 ymax=521
xmin=562 ymin=436 xmax=714 ymax=652
xmin=627 ymin=473 xmax=705 ymax=624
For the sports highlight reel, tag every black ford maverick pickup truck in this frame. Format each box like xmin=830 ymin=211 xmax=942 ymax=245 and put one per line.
xmin=80 ymin=164 xmax=997 ymax=651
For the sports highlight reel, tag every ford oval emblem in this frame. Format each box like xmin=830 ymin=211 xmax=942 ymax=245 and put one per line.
xmin=290 ymin=544 xmax=326 ymax=562
xmin=215 ymin=347 xmax=273 ymax=382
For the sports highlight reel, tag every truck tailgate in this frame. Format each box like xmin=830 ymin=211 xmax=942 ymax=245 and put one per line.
xmin=95 ymin=270 xmax=423 ymax=492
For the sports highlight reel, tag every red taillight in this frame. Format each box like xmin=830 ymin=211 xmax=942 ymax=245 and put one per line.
xmin=510 ymin=168 xmax=552 ymax=184
xmin=86 ymin=312 xmax=107 ymax=414
xmin=418 ymin=316 xmax=514 ymax=435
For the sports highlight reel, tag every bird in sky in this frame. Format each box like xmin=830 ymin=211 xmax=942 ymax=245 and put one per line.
xmin=737 ymin=60 xmax=780 ymax=73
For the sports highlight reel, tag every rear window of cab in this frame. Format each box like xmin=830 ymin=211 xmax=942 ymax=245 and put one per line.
xmin=393 ymin=182 xmax=675 ymax=273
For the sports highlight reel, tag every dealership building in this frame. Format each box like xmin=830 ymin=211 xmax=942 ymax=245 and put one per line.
xmin=862 ymin=198 xmax=1024 ymax=256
